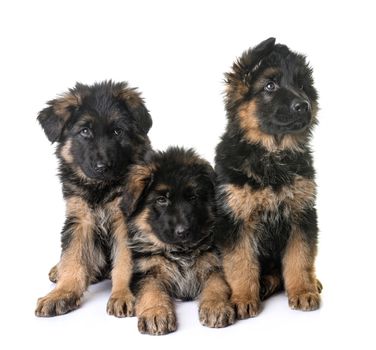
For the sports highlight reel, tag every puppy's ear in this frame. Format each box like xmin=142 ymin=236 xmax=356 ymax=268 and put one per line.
xmin=37 ymin=86 xmax=83 ymax=143
xmin=246 ymin=37 xmax=276 ymax=69
xmin=225 ymin=37 xmax=276 ymax=109
xmin=121 ymin=164 xmax=154 ymax=217
xmin=114 ymin=83 xmax=152 ymax=134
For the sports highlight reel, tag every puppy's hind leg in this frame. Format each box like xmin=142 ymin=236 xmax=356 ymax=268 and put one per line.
xmin=48 ymin=264 xmax=58 ymax=283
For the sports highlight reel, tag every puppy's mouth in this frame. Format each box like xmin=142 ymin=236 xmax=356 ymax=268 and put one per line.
xmin=78 ymin=166 xmax=122 ymax=183
xmin=269 ymin=115 xmax=311 ymax=134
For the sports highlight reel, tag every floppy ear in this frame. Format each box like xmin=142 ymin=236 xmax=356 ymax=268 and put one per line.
xmin=115 ymin=83 xmax=152 ymax=134
xmin=37 ymin=88 xmax=82 ymax=143
xmin=121 ymin=164 xmax=154 ymax=217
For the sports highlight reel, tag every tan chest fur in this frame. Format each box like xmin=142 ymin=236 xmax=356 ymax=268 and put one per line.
xmin=221 ymin=176 xmax=316 ymax=222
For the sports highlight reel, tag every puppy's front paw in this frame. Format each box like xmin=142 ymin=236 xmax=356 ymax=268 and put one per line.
xmin=35 ymin=290 xmax=81 ymax=317
xmin=288 ymin=291 xmax=320 ymax=311
xmin=138 ymin=306 xmax=177 ymax=335
xmin=232 ymin=296 xmax=260 ymax=319
xmin=199 ymin=300 xmax=235 ymax=328
xmin=107 ymin=291 xmax=135 ymax=317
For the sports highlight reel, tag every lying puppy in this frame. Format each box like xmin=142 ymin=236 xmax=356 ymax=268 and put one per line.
xmin=122 ymin=147 xmax=235 ymax=335
xmin=35 ymin=81 xmax=152 ymax=317
xmin=215 ymin=38 xmax=322 ymax=319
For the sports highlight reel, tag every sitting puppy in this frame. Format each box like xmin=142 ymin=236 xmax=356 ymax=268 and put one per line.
xmin=122 ymin=147 xmax=235 ymax=335
xmin=35 ymin=81 xmax=152 ymax=317
xmin=215 ymin=38 xmax=322 ymax=319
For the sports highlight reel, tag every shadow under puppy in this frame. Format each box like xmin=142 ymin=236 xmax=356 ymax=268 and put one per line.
xmin=215 ymin=38 xmax=322 ymax=319
xmin=35 ymin=80 xmax=152 ymax=317
xmin=122 ymin=147 xmax=235 ymax=335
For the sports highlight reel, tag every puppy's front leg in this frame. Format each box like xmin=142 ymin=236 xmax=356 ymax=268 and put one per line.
xmin=199 ymin=270 xmax=235 ymax=328
xmin=107 ymin=202 xmax=135 ymax=317
xmin=136 ymin=277 xmax=176 ymax=335
xmin=222 ymin=229 xmax=261 ymax=319
xmin=35 ymin=197 xmax=93 ymax=317
xmin=283 ymin=209 xmax=321 ymax=311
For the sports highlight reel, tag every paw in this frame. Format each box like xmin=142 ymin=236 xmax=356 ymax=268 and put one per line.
xmin=199 ymin=300 xmax=235 ymax=328
xmin=48 ymin=265 xmax=58 ymax=283
xmin=35 ymin=290 xmax=81 ymax=317
xmin=232 ymin=296 xmax=260 ymax=319
xmin=288 ymin=291 xmax=320 ymax=311
xmin=138 ymin=306 xmax=177 ymax=335
xmin=107 ymin=291 xmax=135 ymax=317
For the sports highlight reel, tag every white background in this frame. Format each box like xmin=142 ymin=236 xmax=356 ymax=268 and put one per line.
xmin=1 ymin=0 xmax=375 ymax=349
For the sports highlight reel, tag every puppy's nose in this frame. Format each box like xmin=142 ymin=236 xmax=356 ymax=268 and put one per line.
xmin=174 ymin=225 xmax=187 ymax=238
xmin=95 ymin=161 xmax=111 ymax=173
xmin=292 ymin=100 xmax=310 ymax=113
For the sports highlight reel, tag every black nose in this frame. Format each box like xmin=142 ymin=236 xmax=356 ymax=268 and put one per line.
xmin=174 ymin=225 xmax=188 ymax=238
xmin=292 ymin=100 xmax=309 ymax=113
xmin=94 ymin=161 xmax=111 ymax=173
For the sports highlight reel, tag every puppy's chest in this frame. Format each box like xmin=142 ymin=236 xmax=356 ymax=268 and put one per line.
xmin=136 ymin=251 xmax=217 ymax=301
xmin=223 ymin=175 xmax=316 ymax=222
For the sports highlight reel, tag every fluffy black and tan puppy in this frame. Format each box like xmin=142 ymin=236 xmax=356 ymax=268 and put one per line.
xmin=122 ymin=147 xmax=235 ymax=335
xmin=35 ymin=81 xmax=152 ymax=317
xmin=215 ymin=38 xmax=322 ymax=319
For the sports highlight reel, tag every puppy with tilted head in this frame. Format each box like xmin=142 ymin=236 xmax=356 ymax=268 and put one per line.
xmin=122 ymin=147 xmax=235 ymax=335
xmin=215 ymin=38 xmax=322 ymax=319
xmin=35 ymin=81 xmax=152 ymax=317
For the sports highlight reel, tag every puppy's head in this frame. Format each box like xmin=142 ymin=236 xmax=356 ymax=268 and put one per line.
xmin=225 ymin=38 xmax=318 ymax=149
xmin=123 ymin=147 xmax=216 ymax=247
xmin=37 ymin=81 xmax=152 ymax=182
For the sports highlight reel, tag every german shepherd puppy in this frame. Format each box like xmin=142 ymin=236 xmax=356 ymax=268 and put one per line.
xmin=215 ymin=38 xmax=322 ymax=319
xmin=122 ymin=147 xmax=235 ymax=335
xmin=35 ymin=81 xmax=152 ymax=317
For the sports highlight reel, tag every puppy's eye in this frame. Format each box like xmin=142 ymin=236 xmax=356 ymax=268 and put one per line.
xmin=113 ymin=128 xmax=123 ymax=136
xmin=156 ymin=196 xmax=168 ymax=206
xmin=264 ymin=81 xmax=277 ymax=92
xmin=189 ymin=195 xmax=198 ymax=201
xmin=80 ymin=128 xmax=92 ymax=138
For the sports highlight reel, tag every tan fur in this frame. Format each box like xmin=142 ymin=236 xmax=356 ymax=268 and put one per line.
xmin=223 ymin=177 xmax=316 ymax=221
xmin=58 ymin=196 xmax=94 ymax=291
xmin=53 ymin=92 xmax=81 ymax=119
xmin=260 ymin=273 xmax=282 ymax=300
xmin=136 ymin=277 xmax=176 ymax=335
xmin=125 ymin=164 xmax=155 ymax=213
xmin=133 ymin=208 xmax=170 ymax=250
xmin=237 ymin=101 xmax=306 ymax=152
xmin=106 ymin=197 xmax=135 ymax=317
xmin=36 ymin=196 xmax=94 ymax=316
xmin=282 ymin=226 xmax=320 ymax=310
xmin=199 ymin=271 xmax=235 ymax=328
xmin=60 ymin=139 xmax=73 ymax=163
xmin=154 ymin=183 xmax=170 ymax=192
xmin=222 ymin=234 xmax=260 ymax=318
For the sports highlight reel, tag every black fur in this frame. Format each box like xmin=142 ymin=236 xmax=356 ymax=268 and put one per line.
xmin=215 ymin=38 xmax=320 ymax=304
xmin=35 ymin=81 xmax=152 ymax=317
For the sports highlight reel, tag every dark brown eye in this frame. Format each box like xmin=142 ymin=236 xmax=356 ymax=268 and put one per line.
xmin=80 ymin=127 xmax=92 ymax=138
xmin=113 ymin=128 xmax=123 ymax=136
xmin=264 ymin=81 xmax=277 ymax=92
xmin=156 ymin=196 xmax=168 ymax=205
